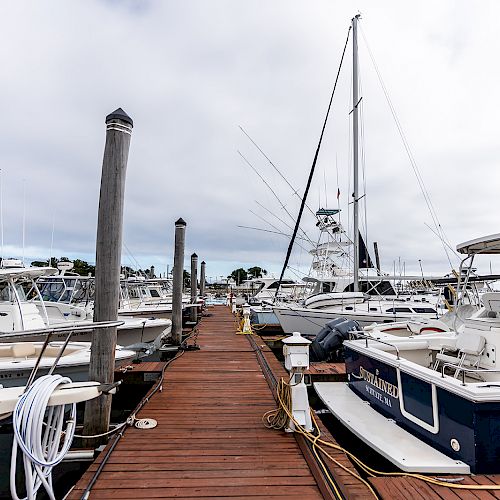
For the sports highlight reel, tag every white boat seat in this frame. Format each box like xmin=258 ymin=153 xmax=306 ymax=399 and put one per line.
xmin=11 ymin=343 xmax=36 ymax=359
xmin=482 ymin=292 xmax=500 ymax=315
xmin=434 ymin=331 xmax=485 ymax=377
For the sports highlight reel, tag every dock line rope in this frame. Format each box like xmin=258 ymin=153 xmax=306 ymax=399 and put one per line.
xmin=266 ymin=375 xmax=500 ymax=496
xmin=11 ymin=374 xmax=77 ymax=500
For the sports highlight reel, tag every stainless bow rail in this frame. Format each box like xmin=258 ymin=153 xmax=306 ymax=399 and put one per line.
xmin=350 ymin=331 xmax=401 ymax=359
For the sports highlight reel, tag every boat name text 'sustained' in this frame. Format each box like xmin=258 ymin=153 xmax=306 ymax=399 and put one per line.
xmin=354 ymin=365 xmax=399 ymax=401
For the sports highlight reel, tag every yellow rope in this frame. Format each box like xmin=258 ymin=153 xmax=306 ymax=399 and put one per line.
xmin=265 ymin=376 xmax=500 ymax=495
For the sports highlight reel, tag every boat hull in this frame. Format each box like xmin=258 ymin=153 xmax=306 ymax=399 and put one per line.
xmin=344 ymin=345 xmax=500 ymax=473
xmin=274 ymin=307 xmax=407 ymax=336
xmin=0 ymin=347 xmax=135 ymax=388
xmin=2 ymin=320 xmax=171 ymax=347
xmin=249 ymin=308 xmax=283 ymax=333
xmin=118 ymin=308 xmax=172 ymax=320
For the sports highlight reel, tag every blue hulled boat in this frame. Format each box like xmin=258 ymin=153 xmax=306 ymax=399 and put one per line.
xmin=316 ymin=234 xmax=500 ymax=474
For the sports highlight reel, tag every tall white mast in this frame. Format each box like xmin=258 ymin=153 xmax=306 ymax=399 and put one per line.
xmin=352 ymin=14 xmax=361 ymax=292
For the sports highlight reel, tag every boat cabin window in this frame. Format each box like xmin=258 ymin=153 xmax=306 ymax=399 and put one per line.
xmin=150 ymin=289 xmax=161 ymax=298
xmin=343 ymin=280 xmax=396 ymax=296
xmin=345 ymin=306 xmax=353 ymax=311
xmin=128 ymin=287 xmax=140 ymax=299
xmin=369 ymin=307 xmax=378 ymax=311
xmin=412 ymin=307 xmax=437 ymax=314
xmin=386 ymin=307 xmax=413 ymax=313
xmin=321 ymin=282 xmax=336 ymax=293
xmin=267 ymin=281 xmax=280 ymax=289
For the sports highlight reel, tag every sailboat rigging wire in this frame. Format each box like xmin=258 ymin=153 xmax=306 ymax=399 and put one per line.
xmin=274 ymin=25 xmax=352 ymax=301
xmin=22 ymin=179 xmax=26 ymax=265
xmin=323 ymin=166 xmax=328 ymax=208
xmin=359 ymin=22 xmax=456 ymax=269
xmin=123 ymin=242 xmax=144 ymax=274
xmin=424 ymin=222 xmax=460 ymax=259
xmin=358 ymin=70 xmax=370 ymax=268
xmin=239 ymin=126 xmax=316 ymax=218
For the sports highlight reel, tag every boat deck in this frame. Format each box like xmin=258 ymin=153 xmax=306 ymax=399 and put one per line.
xmin=69 ymin=305 xmax=371 ymax=499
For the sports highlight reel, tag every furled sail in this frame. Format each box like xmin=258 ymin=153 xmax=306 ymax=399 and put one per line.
xmin=359 ymin=232 xmax=374 ymax=269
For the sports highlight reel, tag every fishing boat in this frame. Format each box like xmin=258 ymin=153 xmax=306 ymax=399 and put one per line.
xmin=0 ymin=265 xmax=171 ymax=345
xmin=315 ymin=233 xmax=500 ymax=474
xmin=37 ymin=273 xmax=182 ymax=319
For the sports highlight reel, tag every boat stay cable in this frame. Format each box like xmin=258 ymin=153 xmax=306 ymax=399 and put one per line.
xmin=359 ymin=22 xmax=458 ymax=269
xmin=274 ymin=25 xmax=352 ymax=302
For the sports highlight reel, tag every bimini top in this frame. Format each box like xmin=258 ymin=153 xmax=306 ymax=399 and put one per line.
xmin=0 ymin=267 xmax=57 ymax=282
xmin=457 ymin=234 xmax=500 ymax=255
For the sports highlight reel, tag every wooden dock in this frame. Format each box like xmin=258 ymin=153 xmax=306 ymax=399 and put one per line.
xmin=70 ymin=305 xmax=371 ymax=499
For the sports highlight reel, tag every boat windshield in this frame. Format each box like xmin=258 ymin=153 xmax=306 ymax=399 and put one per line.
xmin=0 ymin=283 xmax=27 ymax=302
xmin=38 ymin=278 xmax=92 ymax=303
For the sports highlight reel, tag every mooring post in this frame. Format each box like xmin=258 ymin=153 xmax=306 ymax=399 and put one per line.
xmin=171 ymin=218 xmax=186 ymax=345
xmin=200 ymin=260 xmax=206 ymax=297
xmin=190 ymin=253 xmax=198 ymax=323
xmin=83 ymin=107 xmax=133 ymax=442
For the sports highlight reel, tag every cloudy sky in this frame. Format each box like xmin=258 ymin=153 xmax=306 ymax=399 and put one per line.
xmin=0 ymin=1 xmax=499 ymax=280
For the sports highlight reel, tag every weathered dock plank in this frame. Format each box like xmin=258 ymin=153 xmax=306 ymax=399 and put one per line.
xmin=69 ymin=306 xmax=333 ymax=499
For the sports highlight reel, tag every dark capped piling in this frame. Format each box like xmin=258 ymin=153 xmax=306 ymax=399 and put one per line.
xmin=171 ymin=218 xmax=186 ymax=344
xmin=190 ymin=252 xmax=198 ymax=323
xmin=83 ymin=107 xmax=133 ymax=443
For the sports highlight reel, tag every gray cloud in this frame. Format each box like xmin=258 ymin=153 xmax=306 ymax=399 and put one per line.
xmin=0 ymin=0 xmax=499 ymax=279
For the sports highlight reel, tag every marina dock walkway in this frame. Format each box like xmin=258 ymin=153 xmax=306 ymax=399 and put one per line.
xmin=71 ymin=305 xmax=364 ymax=499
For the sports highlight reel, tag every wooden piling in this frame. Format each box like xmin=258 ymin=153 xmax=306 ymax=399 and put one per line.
xmin=200 ymin=260 xmax=206 ymax=297
xmin=171 ymin=218 xmax=186 ymax=344
xmin=83 ymin=107 xmax=133 ymax=441
xmin=190 ymin=253 xmax=198 ymax=323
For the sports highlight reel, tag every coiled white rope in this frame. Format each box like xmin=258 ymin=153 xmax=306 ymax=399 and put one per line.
xmin=10 ymin=374 xmax=77 ymax=500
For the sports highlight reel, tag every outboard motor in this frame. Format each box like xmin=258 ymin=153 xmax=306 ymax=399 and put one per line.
xmin=310 ymin=318 xmax=360 ymax=362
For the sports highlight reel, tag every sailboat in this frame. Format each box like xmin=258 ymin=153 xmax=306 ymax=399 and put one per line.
xmin=309 ymin=15 xmax=500 ymax=475
xmin=272 ymin=15 xmax=481 ymax=336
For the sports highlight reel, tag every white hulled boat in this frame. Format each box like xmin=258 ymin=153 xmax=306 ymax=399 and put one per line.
xmin=0 ymin=264 xmax=170 ymax=346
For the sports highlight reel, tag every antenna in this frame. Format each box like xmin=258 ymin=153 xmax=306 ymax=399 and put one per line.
xmin=22 ymin=179 xmax=26 ymax=265
xmin=49 ymin=215 xmax=55 ymax=267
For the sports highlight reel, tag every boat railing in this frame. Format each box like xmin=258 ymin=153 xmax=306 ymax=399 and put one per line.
xmin=0 ymin=320 xmax=124 ymax=340
xmin=441 ymin=363 xmax=500 ymax=386
xmin=16 ymin=320 xmax=126 ymax=390
xmin=350 ymin=331 xmax=400 ymax=360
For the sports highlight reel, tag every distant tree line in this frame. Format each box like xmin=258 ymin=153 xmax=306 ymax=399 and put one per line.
xmin=228 ymin=266 xmax=267 ymax=285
